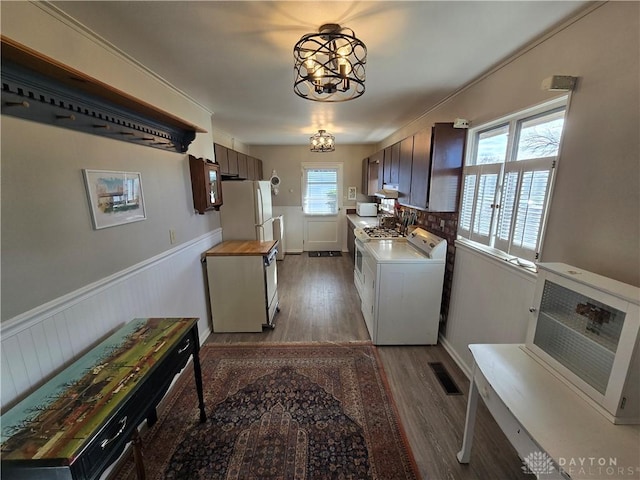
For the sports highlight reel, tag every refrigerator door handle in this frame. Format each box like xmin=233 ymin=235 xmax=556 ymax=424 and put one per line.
xmin=256 ymin=185 xmax=264 ymax=225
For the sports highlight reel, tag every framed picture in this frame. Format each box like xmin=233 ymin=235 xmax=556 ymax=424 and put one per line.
xmin=348 ymin=186 xmax=357 ymax=201
xmin=83 ymin=169 xmax=146 ymax=229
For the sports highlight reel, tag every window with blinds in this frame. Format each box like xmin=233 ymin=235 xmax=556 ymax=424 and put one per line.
xmin=458 ymin=98 xmax=567 ymax=262
xmin=302 ymin=166 xmax=340 ymax=215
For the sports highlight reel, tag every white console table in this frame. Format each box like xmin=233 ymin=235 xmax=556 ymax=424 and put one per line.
xmin=457 ymin=344 xmax=640 ymax=479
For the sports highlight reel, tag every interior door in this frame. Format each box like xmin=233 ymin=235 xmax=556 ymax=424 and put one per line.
xmin=303 ymin=214 xmax=343 ymax=251
xmin=301 ymin=163 xmax=343 ymax=251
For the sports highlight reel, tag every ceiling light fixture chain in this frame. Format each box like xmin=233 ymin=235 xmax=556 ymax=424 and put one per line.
xmin=310 ymin=129 xmax=335 ymax=152
xmin=294 ymin=23 xmax=366 ymax=102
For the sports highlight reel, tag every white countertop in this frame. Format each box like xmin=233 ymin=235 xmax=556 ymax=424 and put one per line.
xmin=347 ymin=213 xmax=378 ymax=228
xmin=365 ymin=240 xmax=432 ymax=263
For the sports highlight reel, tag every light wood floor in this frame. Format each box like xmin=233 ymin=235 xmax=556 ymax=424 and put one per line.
xmin=206 ymin=253 xmax=533 ymax=480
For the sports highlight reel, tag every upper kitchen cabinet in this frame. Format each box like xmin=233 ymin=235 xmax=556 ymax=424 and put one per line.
xmin=361 ymin=150 xmax=383 ymax=196
xmin=226 ymin=149 xmax=239 ymax=177
xmin=383 ymin=142 xmax=400 ymax=185
xmin=214 ymin=143 xmax=230 ymax=175
xmin=237 ymin=153 xmax=248 ymax=179
xmin=249 ymin=157 xmax=264 ymax=180
xmin=398 ymin=136 xmax=414 ymax=203
xmin=408 ymin=123 xmax=466 ymax=212
xmin=213 ymin=143 xmax=263 ymax=180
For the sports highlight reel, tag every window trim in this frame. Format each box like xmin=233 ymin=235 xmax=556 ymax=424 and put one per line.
xmin=458 ymin=96 xmax=569 ymax=265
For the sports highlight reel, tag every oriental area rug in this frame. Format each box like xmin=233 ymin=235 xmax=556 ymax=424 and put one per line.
xmin=114 ymin=342 xmax=419 ymax=480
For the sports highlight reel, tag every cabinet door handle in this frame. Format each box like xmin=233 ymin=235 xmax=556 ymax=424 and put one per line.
xmin=100 ymin=416 xmax=127 ymax=449
xmin=178 ymin=338 xmax=191 ymax=354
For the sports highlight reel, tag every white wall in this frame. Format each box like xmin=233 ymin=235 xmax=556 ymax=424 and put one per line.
xmin=1 ymin=2 xmax=220 ymax=321
xmin=0 ymin=2 xmax=227 ymax=409
xmin=250 ymin=144 xmax=376 ymax=252
xmin=379 ymin=2 xmax=640 ymax=287
xmin=442 ymin=243 xmax=537 ymax=375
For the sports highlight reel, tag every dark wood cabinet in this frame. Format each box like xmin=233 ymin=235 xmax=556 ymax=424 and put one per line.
xmin=214 ymin=144 xmax=263 ymax=180
xmin=247 ymin=156 xmax=256 ymax=180
xmin=255 ymin=158 xmax=263 ymax=180
xmin=398 ymin=136 xmax=414 ymax=203
xmin=237 ymin=153 xmax=248 ymax=179
xmin=362 ymin=157 xmax=369 ymax=195
xmin=226 ymin=149 xmax=239 ymax=177
xmin=371 ymin=150 xmax=384 ymax=191
xmin=409 ymin=128 xmax=432 ymax=208
xmin=383 ymin=142 xmax=400 ymax=185
xmin=189 ymin=155 xmax=223 ymax=214
xmin=214 ymin=143 xmax=229 ymax=175
xmin=407 ymin=123 xmax=466 ymax=212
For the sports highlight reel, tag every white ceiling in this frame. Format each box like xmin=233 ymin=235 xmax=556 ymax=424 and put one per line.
xmin=51 ymin=1 xmax=590 ymax=146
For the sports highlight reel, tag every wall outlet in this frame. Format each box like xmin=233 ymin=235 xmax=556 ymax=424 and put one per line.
xmin=169 ymin=229 xmax=176 ymax=244
xmin=440 ymin=219 xmax=446 ymax=228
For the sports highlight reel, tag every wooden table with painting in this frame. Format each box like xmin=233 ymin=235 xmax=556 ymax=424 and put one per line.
xmin=0 ymin=317 xmax=206 ymax=480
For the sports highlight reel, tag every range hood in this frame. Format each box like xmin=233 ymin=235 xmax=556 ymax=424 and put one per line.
xmin=374 ymin=187 xmax=399 ymax=199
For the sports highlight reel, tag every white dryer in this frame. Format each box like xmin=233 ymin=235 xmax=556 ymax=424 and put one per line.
xmin=361 ymin=228 xmax=446 ymax=345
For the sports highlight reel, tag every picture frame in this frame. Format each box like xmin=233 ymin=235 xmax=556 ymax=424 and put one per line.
xmin=348 ymin=186 xmax=357 ymax=201
xmin=83 ymin=169 xmax=146 ymax=229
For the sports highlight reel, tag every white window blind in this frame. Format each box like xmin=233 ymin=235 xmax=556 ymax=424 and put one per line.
xmin=302 ymin=167 xmax=339 ymax=215
xmin=458 ymin=97 xmax=567 ymax=262
xmin=458 ymin=164 xmax=501 ymax=245
xmin=494 ymin=158 xmax=554 ymax=259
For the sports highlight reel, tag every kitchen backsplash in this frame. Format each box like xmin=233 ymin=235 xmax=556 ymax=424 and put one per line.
xmin=402 ymin=208 xmax=458 ymax=325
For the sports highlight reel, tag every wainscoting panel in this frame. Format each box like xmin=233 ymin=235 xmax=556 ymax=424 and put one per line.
xmin=0 ymin=229 xmax=222 ymax=409
xmin=273 ymin=206 xmax=303 ymax=253
xmin=441 ymin=241 xmax=537 ymax=377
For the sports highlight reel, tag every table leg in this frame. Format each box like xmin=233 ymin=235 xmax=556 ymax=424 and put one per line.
xmin=191 ymin=328 xmax=207 ymax=423
xmin=457 ymin=365 xmax=479 ymax=464
xmin=132 ymin=429 xmax=146 ymax=480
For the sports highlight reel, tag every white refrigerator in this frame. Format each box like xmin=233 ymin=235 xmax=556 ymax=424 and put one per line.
xmin=220 ymin=180 xmax=274 ymax=241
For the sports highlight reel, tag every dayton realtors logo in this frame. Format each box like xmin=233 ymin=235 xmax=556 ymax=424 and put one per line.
xmin=522 ymin=451 xmax=555 ymax=476
xmin=522 ymin=451 xmax=640 ymax=478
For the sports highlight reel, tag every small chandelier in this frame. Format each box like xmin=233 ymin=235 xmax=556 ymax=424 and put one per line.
xmin=310 ymin=130 xmax=335 ymax=152
xmin=293 ymin=23 xmax=366 ymax=102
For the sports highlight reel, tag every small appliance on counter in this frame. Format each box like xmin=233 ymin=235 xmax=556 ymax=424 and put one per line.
xmin=356 ymin=202 xmax=377 ymax=217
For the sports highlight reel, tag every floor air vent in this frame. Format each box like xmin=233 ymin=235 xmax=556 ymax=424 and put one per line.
xmin=428 ymin=362 xmax=463 ymax=395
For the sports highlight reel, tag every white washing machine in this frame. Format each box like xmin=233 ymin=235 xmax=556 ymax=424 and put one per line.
xmin=360 ymin=228 xmax=446 ymax=345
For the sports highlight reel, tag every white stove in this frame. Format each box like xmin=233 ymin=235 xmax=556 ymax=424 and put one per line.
xmin=354 ymin=226 xmax=405 ymax=242
xmin=367 ymin=228 xmax=447 ymax=262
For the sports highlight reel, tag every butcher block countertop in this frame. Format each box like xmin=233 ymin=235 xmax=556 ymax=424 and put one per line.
xmin=205 ymin=240 xmax=278 ymax=256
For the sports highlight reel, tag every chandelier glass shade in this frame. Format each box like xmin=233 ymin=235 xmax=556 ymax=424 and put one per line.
xmin=310 ymin=130 xmax=335 ymax=152
xmin=293 ymin=24 xmax=366 ymax=102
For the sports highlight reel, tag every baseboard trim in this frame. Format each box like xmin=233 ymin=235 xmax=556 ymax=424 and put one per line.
xmin=439 ymin=334 xmax=472 ymax=380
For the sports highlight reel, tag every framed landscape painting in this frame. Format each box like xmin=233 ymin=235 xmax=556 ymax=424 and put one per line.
xmin=83 ymin=169 xmax=146 ymax=229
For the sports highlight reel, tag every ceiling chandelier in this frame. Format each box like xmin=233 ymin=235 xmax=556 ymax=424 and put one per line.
xmin=310 ymin=130 xmax=335 ymax=152
xmin=293 ymin=23 xmax=366 ymax=102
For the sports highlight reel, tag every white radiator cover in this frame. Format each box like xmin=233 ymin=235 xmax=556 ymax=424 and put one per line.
xmin=441 ymin=241 xmax=537 ymax=377
xmin=1 ymin=229 xmax=221 ymax=409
